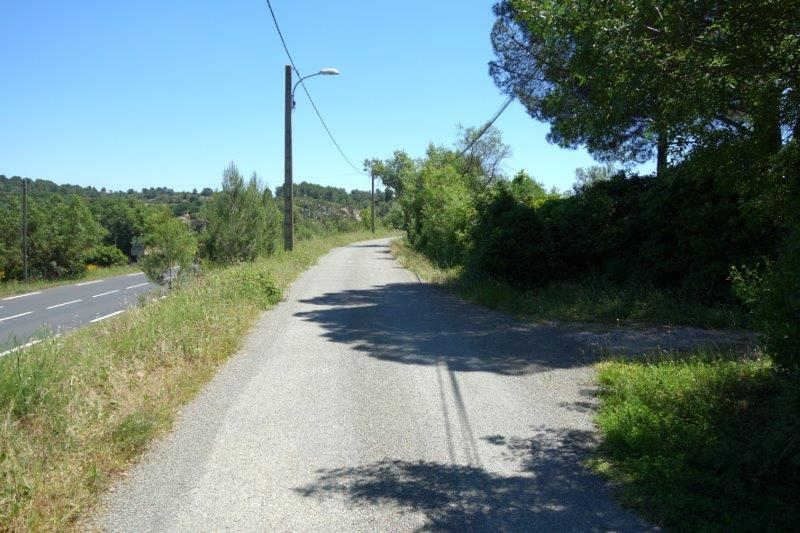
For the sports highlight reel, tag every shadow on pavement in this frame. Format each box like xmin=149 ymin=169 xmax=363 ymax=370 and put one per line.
xmin=295 ymin=282 xmax=593 ymax=375
xmin=296 ymin=281 xmax=751 ymax=375
xmin=295 ymin=428 xmax=649 ymax=531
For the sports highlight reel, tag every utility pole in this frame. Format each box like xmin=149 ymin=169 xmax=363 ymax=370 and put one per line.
xmin=283 ymin=64 xmax=294 ymax=251
xmin=21 ymin=178 xmax=28 ymax=281
xmin=370 ymin=170 xmax=375 ymax=234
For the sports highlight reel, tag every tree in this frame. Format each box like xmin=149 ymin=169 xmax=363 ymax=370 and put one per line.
xmin=455 ymin=125 xmax=512 ymax=185
xmin=489 ymin=1 xmax=799 ymax=171
xmin=140 ymin=209 xmax=197 ymax=287
xmin=364 ymin=150 xmax=417 ymax=196
xmin=200 ymin=163 xmax=280 ymax=263
xmin=90 ymin=196 xmax=153 ymax=258
xmin=28 ymin=195 xmax=106 ymax=279
xmin=573 ymin=164 xmax=617 ymax=194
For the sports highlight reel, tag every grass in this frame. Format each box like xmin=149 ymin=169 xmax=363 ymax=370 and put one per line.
xmin=391 ymin=239 xmax=746 ymax=329
xmin=0 ymin=230 xmax=391 ymax=530
xmin=0 ymin=264 xmax=140 ymax=299
xmin=590 ymin=351 xmax=800 ymax=531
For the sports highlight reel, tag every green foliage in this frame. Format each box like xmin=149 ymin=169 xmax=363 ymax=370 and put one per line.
xmin=468 ymin=140 xmax=782 ymax=300
xmin=140 ymin=210 xmax=198 ymax=286
xmin=83 ymin=244 xmax=128 ymax=267
xmin=394 ymin=239 xmax=744 ymax=329
xmin=400 ymin=145 xmax=479 ymax=266
xmin=26 ymin=195 xmax=106 ymax=279
xmin=594 ymin=354 xmax=800 ymax=530
xmin=491 ymin=1 xmax=799 ymax=166
xmin=201 ymin=163 xmax=280 ymax=263
xmin=733 ymin=232 xmax=800 ymax=369
xmin=89 ymin=195 xmax=154 ymax=258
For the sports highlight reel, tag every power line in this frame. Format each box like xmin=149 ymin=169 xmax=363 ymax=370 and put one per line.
xmin=458 ymin=95 xmax=515 ymax=157
xmin=264 ymin=0 xmax=364 ymax=174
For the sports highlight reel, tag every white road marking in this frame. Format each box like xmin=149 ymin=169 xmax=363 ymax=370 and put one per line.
xmin=76 ymin=279 xmax=105 ymax=286
xmin=0 ymin=311 xmax=33 ymax=322
xmin=90 ymin=310 xmax=125 ymax=323
xmin=92 ymin=289 xmax=120 ymax=298
xmin=126 ymin=272 xmax=145 ymax=277
xmin=2 ymin=291 xmax=42 ymax=301
xmin=0 ymin=333 xmax=62 ymax=358
xmin=46 ymin=299 xmax=83 ymax=310
xmin=125 ymin=282 xmax=149 ymax=290
xmin=0 ymin=339 xmax=42 ymax=357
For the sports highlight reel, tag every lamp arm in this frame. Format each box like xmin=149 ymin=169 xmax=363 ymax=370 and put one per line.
xmin=291 ymin=72 xmax=323 ymax=104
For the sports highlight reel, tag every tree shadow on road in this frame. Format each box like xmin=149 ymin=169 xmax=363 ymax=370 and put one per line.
xmin=295 ymin=282 xmax=739 ymax=375
xmin=295 ymin=282 xmax=593 ymax=375
xmin=295 ymin=428 xmax=650 ymax=532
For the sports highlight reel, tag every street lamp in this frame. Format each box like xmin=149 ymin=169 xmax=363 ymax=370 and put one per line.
xmin=283 ymin=66 xmax=340 ymax=251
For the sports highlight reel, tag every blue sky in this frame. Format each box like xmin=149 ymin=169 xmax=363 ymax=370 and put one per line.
xmin=0 ymin=1 xmax=643 ymax=194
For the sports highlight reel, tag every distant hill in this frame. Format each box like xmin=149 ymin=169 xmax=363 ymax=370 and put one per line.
xmin=0 ymin=174 xmax=392 ymax=222
xmin=0 ymin=174 xmax=212 ymax=216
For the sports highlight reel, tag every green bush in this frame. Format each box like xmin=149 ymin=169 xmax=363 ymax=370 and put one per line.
xmin=83 ymin=244 xmax=128 ymax=267
xmin=140 ymin=210 xmax=198 ymax=286
xmin=733 ymin=231 xmax=800 ymax=369
xmin=466 ymin=139 xmax=781 ymax=301
xmin=401 ymin=146 xmax=478 ymax=267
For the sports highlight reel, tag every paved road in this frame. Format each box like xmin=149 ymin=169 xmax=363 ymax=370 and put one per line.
xmin=0 ymin=272 xmax=158 ymax=354
xmin=99 ymin=239 xmax=670 ymax=531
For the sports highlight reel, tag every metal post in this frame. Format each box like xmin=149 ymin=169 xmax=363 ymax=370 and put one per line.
xmin=22 ymin=178 xmax=28 ymax=281
xmin=283 ymin=64 xmax=293 ymax=251
xmin=370 ymin=171 xmax=375 ymax=233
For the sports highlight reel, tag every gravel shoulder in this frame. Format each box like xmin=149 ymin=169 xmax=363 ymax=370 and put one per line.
xmin=94 ymin=238 xmax=751 ymax=531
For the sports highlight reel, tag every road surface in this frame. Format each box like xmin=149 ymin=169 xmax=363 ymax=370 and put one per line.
xmin=0 ymin=272 xmax=157 ymax=354
xmin=99 ymin=238 xmax=669 ymax=531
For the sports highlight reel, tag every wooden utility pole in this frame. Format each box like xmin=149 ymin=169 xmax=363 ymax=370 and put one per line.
xmin=21 ymin=178 xmax=28 ymax=281
xmin=283 ymin=64 xmax=294 ymax=251
xmin=370 ymin=170 xmax=375 ymax=233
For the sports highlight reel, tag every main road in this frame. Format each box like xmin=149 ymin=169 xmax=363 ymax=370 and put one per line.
xmin=99 ymin=238 xmax=675 ymax=531
xmin=0 ymin=272 xmax=158 ymax=354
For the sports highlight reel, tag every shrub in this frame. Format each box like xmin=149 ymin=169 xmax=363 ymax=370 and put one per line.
xmin=83 ymin=244 xmax=128 ymax=267
xmin=733 ymin=231 xmax=800 ymax=369
xmin=140 ymin=210 xmax=198 ymax=286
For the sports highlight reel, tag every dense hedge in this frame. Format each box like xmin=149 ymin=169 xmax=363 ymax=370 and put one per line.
xmin=472 ymin=141 xmax=783 ymax=301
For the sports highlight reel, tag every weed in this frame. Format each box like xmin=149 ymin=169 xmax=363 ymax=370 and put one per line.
xmin=591 ymin=351 xmax=800 ymax=531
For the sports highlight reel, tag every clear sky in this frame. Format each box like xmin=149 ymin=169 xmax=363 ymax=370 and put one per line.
xmin=1 ymin=1 xmax=645 ymax=194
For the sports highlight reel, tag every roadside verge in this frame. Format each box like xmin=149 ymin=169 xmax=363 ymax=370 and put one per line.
xmin=0 ymin=230 xmax=393 ymax=530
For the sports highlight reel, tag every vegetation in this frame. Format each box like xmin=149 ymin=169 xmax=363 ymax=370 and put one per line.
xmin=200 ymin=163 xmax=280 ymax=263
xmin=392 ymin=239 xmax=744 ymax=329
xmin=0 ymin=230 xmax=390 ymax=530
xmin=592 ymin=352 xmax=800 ymax=531
xmin=0 ymin=167 xmax=392 ymax=292
xmin=139 ymin=210 xmax=198 ymax=286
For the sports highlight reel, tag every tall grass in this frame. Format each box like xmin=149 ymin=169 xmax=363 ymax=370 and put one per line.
xmin=391 ymin=239 xmax=746 ymax=329
xmin=591 ymin=351 xmax=800 ymax=531
xmin=0 ymin=230 xmax=390 ymax=530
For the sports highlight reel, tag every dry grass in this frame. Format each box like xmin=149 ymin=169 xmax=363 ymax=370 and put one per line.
xmin=0 ymin=230 xmax=390 ymax=531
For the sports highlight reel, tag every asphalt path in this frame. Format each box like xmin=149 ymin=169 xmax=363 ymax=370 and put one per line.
xmin=0 ymin=272 xmax=158 ymax=354
xmin=99 ymin=239 xmax=671 ymax=531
